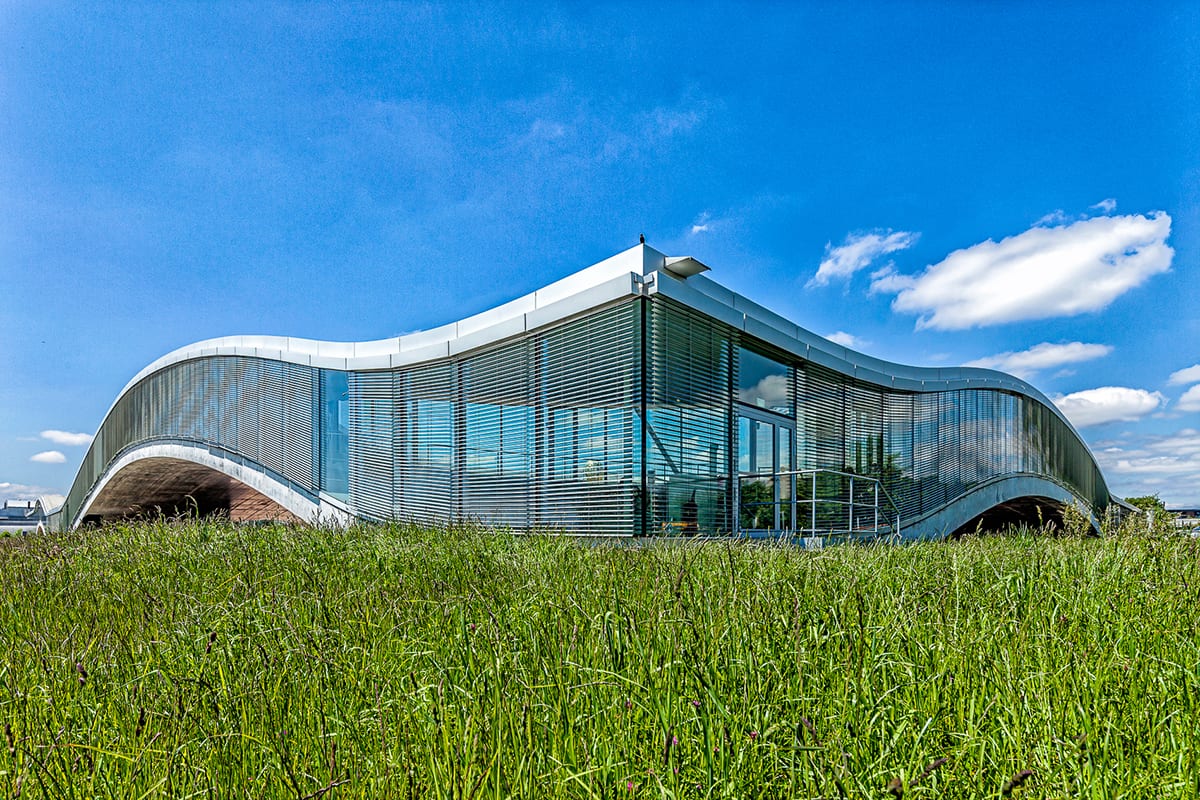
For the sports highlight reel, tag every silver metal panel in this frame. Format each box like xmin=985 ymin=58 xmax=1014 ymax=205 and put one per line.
xmin=389 ymin=341 xmax=450 ymax=368
xmin=315 ymin=340 xmax=356 ymax=358
xmin=532 ymin=244 xmax=654 ymax=309
xmin=448 ymin=313 xmax=527 ymax=356
xmin=455 ymin=293 xmax=537 ymax=338
xmin=353 ymin=337 xmax=402 ymax=358
xmin=650 ymin=273 xmax=747 ymax=331
xmin=524 ymin=274 xmax=640 ymax=332
xmin=743 ymin=316 xmax=805 ymax=356
xmin=731 ymin=294 xmax=801 ymax=340
xmin=399 ymin=321 xmax=458 ymax=352
xmin=349 ymin=353 xmax=393 ymax=371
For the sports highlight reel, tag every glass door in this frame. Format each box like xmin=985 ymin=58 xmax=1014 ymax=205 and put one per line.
xmin=737 ymin=410 xmax=795 ymax=532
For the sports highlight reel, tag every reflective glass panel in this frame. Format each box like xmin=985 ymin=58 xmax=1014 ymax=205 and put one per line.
xmin=754 ymin=420 xmax=773 ymax=473
xmin=738 ymin=347 xmax=792 ymax=415
xmin=319 ymin=369 xmax=349 ymax=499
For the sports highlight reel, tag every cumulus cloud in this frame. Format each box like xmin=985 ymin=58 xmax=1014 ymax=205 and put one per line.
xmin=30 ymin=450 xmax=67 ymax=464
xmin=40 ymin=429 xmax=93 ymax=446
xmin=808 ymin=229 xmax=919 ymax=288
xmin=1092 ymin=428 xmax=1200 ymax=506
xmin=871 ymin=212 xmax=1172 ymax=330
xmin=1168 ymin=364 xmax=1200 ymax=386
xmin=738 ymin=375 xmax=790 ymax=409
xmin=825 ymin=331 xmax=866 ymax=349
xmin=1052 ymin=387 xmax=1165 ymax=428
xmin=964 ymin=341 xmax=1112 ymax=381
xmin=1091 ymin=198 xmax=1117 ymax=213
xmin=0 ymin=482 xmax=61 ymax=504
xmin=1179 ymin=385 xmax=1200 ymax=413
xmin=689 ymin=211 xmax=714 ymax=235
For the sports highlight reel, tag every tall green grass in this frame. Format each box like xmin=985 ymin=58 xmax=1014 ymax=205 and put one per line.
xmin=1 ymin=520 xmax=1198 ymax=798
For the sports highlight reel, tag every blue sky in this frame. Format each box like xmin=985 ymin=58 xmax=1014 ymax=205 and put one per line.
xmin=2 ymin=3 xmax=1198 ymax=506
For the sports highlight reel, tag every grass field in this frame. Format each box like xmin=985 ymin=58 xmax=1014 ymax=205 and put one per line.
xmin=1 ymin=518 xmax=1198 ymax=798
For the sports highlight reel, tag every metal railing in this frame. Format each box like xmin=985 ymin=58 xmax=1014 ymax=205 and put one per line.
xmin=737 ymin=467 xmax=902 ymax=540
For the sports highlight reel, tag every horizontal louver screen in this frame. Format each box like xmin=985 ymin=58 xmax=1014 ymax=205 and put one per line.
xmin=645 ymin=300 xmax=732 ymax=535
xmin=349 ymin=371 xmax=395 ymax=521
xmin=63 ymin=292 xmax=1108 ymax=536
xmin=63 ymin=355 xmax=321 ymax=525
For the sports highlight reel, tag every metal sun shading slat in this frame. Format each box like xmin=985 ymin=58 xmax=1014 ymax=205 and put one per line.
xmin=216 ymin=356 xmax=240 ymax=454
xmin=460 ymin=339 xmax=533 ymax=529
xmin=395 ymin=361 xmax=454 ymax=524
xmin=348 ymin=370 xmax=395 ymax=521
xmin=198 ymin=358 xmax=218 ymax=444
xmin=645 ymin=299 xmax=733 ymax=535
xmin=280 ymin=363 xmax=317 ymax=493
xmin=235 ymin=358 xmax=261 ymax=465
xmin=257 ymin=360 xmax=287 ymax=480
xmin=534 ymin=300 xmax=640 ymax=536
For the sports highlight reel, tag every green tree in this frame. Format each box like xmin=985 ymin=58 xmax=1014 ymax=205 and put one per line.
xmin=1124 ymin=494 xmax=1175 ymax=536
xmin=1125 ymin=494 xmax=1166 ymax=514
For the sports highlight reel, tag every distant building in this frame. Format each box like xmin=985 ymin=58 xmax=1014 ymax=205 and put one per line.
xmin=0 ymin=497 xmax=61 ymax=533
xmin=56 ymin=243 xmax=1117 ymax=540
xmin=1171 ymin=508 xmax=1200 ymax=532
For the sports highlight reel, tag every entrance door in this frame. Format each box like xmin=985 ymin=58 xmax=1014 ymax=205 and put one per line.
xmin=737 ymin=410 xmax=794 ymax=532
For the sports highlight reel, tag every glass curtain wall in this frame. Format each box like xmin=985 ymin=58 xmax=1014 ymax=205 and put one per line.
xmin=338 ymin=300 xmax=641 ymax=534
xmin=793 ymin=362 xmax=1108 ymax=524
xmin=66 ymin=294 xmax=1109 ymax=534
xmin=644 ymin=301 xmax=733 ymax=535
xmin=736 ymin=345 xmax=795 ymax=532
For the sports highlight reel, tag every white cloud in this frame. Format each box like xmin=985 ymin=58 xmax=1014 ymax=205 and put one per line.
xmin=1052 ymin=386 xmax=1166 ymax=428
xmin=1035 ymin=209 xmax=1069 ymax=227
xmin=1091 ymin=198 xmax=1117 ymax=213
xmin=1179 ymin=385 xmax=1200 ymax=413
xmin=964 ymin=341 xmax=1112 ymax=381
xmin=1168 ymin=364 xmax=1200 ymax=386
xmin=40 ymin=429 xmax=93 ymax=446
xmin=871 ymin=212 xmax=1173 ymax=330
xmin=689 ymin=211 xmax=713 ymax=235
xmin=738 ymin=374 xmax=789 ymax=409
xmin=1091 ymin=428 xmax=1200 ymax=506
xmin=30 ymin=450 xmax=67 ymax=464
xmin=0 ymin=482 xmax=61 ymax=504
xmin=825 ymin=331 xmax=866 ymax=349
xmin=808 ymin=229 xmax=919 ymax=288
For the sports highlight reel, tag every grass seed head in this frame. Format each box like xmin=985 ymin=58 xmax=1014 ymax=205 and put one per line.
xmin=913 ymin=757 xmax=948 ymax=785
xmin=1002 ymin=769 xmax=1034 ymax=795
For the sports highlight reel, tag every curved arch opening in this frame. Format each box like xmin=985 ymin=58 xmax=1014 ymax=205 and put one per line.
xmin=81 ymin=456 xmax=301 ymax=525
xmin=947 ymin=495 xmax=1071 ymax=537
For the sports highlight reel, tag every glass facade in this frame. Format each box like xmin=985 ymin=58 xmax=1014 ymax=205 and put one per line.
xmin=64 ymin=293 xmax=1112 ymax=538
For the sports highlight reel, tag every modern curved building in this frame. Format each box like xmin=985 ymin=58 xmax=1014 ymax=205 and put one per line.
xmin=56 ymin=243 xmax=1116 ymax=540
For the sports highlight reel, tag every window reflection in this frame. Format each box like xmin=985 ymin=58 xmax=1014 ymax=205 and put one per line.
xmin=319 ymin=370 xmax=349 ymax=499
xmin=737 ymin=347 xmax=792 ymax=415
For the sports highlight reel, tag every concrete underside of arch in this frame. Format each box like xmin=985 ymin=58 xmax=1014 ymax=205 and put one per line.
xmin=901 ymin=474 xmax=1093 ymax=541
xmin=74 ymin=443 xmax=330 ymax=528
